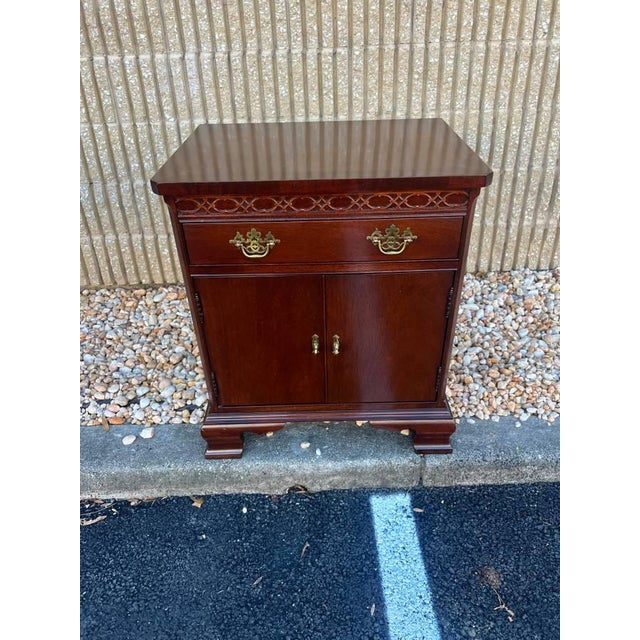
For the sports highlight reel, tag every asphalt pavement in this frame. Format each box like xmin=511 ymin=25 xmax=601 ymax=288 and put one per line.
xmin=80 ymin=482 xmax=559 ymax=640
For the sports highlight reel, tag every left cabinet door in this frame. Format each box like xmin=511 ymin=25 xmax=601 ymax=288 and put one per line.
xmin=193 ymin=275 xmax=326 ymax=407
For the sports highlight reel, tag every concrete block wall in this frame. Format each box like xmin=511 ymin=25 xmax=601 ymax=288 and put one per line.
xmin=80 ymin=0 xmax=559 ymax=287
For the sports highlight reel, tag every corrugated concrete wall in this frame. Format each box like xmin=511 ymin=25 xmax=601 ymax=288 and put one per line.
xmin=80 ymin=0 xmax=559 ymax=287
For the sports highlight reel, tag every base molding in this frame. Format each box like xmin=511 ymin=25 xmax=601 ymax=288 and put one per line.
xmin=201 ymin=406 xmax=456 ymax=459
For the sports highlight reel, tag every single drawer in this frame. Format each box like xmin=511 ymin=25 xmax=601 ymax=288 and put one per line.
xmin=182 ymin=216 xmax=464 ymax=265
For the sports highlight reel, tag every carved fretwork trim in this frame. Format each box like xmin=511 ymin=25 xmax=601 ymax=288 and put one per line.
xmin=445 ymin=285 xmax=455 ymax=319
xmin=193 ymin=291 xmax=205 ymax=326
xmin=174 ymin=190 xmax=469 ymax=216
xmin=211 ymin=371 xmax=219 ymax=401
xmin=435 ymin=365 xmax=443 ymax=393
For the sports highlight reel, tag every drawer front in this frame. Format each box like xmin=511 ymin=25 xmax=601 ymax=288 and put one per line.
xmin=182 ymin=216 xmax=464 ymax=265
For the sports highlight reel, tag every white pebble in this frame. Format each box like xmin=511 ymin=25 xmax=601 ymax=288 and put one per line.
xmin=160 ymin=385 xmax=176 ymax=399
xmin=140 ymin=427 xmax=155 ymax=439
xmin=122 ymin=435 xmax=136 ymax=445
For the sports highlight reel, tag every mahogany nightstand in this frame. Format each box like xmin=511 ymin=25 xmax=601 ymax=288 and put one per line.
xmin=151 ymin=118 xmax=492 ymax=459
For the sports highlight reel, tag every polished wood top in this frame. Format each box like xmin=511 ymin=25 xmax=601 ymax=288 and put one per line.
xmin=151 ymin=118 xmax=492 ymax=196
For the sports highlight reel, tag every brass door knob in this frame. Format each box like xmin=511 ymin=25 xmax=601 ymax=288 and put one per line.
xmin=311 ymin=334 xmax=320 ymax=355
xmin=332 ymin=335 xmax=340 ymax=355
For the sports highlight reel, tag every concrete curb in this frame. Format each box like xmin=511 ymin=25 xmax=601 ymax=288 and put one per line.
xmin=80 ymin=416 xmax=559 ymax=499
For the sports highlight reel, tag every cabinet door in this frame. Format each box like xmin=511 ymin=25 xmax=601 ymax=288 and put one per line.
xmin=194 ymin=275 xmax=325 ymax=407
xmin=325 ymin=271 xmax=455 ymax=403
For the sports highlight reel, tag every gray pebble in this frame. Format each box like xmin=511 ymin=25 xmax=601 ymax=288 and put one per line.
xmin=160 ymin=385 xmax=176 ymax=399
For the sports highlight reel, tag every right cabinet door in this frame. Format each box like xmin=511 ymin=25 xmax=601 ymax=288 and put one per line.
xmin=325 ymin=271 xmax=455 ymax=404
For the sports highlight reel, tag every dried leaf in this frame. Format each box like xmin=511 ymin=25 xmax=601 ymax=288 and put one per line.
xmin=287 ymin=485 xmax=309 ymax=494
xmin=493 ymin=592 xmax=516 ymax=620
xmin=101 ymin=416 xmax=110 ymax=432
xmin=252 ymin=576 xmax=263 ymax=587
xmin=478 ymin=566 xmax=502 ymax=590
xmin=300 ymin=541 xmax=310 ymax=558
xmin=190 ymin=496 xmax=204 ymax=508
xmin=80 ymin=515 xmax=107 ymax=526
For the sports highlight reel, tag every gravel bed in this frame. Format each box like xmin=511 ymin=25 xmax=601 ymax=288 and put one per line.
xmin=448 ymin=268 xmax=559 ymax=424
xmin=80 ymin=268 xmax=559 ymax=427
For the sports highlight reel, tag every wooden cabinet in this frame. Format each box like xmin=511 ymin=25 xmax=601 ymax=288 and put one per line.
xmin=151 ymin=119 xmax=492 ymax=458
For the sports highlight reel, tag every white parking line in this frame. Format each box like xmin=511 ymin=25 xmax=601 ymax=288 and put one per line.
xmin=369 ymin=493 xmax=442 ymax=640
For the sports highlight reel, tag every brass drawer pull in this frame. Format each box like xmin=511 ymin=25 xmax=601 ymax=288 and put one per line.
xmin=229 ymin=228 xmax=280 ymax=258
xmin=332 ymin=335 xmax=340 ymax=355
xmin=366 ymin=224 xmax=418 ymax=255
xmin=311 ymin=334 xmax=320 ymax=355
